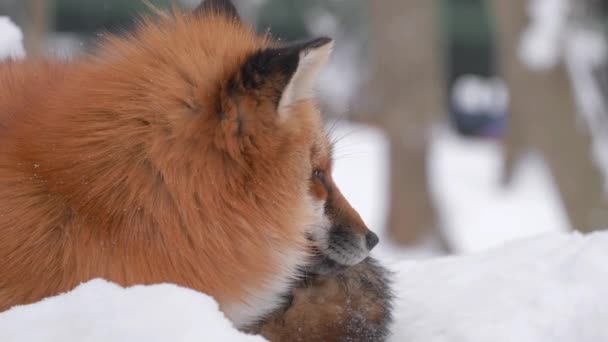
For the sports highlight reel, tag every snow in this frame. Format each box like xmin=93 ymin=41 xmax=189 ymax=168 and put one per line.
xmin=3 ymin=232 xmax=606 ymax=342
xmin=451 ymin=75 xmax=509 ymax=117
xmin=389 ymin=231 xmax=608 ymax=342
xmin=428 ymin=128 xmax=569 ymax=252
xmin=0 ymin=16 xmax=25 ymax=60
xmin=519 ymin=0 xmax=571 ymax=71
xmin=0 ymin=279 xmax=266 ymax=342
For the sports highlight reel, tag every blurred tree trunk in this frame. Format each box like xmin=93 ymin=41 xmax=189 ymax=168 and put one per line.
xmin=23 ymin=0 xmax=53 ymax=58
xmin=365 ymin=0 xmax=450 ymax=250
xmin=492 ymin=0 xmax=608 ymax=232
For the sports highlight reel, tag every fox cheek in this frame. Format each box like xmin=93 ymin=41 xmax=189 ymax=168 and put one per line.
xmin=310 ymin=177 xmax=329 ymax=201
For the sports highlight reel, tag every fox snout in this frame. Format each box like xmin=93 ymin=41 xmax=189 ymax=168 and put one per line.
xmin=367 ymin=230 xmax=380 ymax=250
xmin=327 ymin=223 xmax=379 ymax=264
xmin=310 ymin=180 xmax=379 ymax=273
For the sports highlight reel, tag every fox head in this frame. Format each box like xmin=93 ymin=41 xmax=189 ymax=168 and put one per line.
xmin=190 ymin=0 xmax=380 ymax=273
xmin=188 ymin=0 xmax=380 ymax=273
xmin=178 ymin=0 xmax=378 ymax=273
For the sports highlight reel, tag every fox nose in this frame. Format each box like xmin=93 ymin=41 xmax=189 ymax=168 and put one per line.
xmin=365 ymin=231 xmax=379 ymax=250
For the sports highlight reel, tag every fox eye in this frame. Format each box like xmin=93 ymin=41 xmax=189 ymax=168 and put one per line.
xmin=312 ymin=169 xmax=330 ymax=192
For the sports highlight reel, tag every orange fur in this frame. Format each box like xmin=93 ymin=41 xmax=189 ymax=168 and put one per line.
xmin=0 ymin=10 xmax=325 ymax=324
xmin=0 ymin=2 xmax=375 ymax=329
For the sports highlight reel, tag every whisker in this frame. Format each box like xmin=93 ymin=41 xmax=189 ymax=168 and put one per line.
xmin=332 ymin=151 xmax=368 ymax=161
xmin=325 ymin=113 xmax=347 ymax=138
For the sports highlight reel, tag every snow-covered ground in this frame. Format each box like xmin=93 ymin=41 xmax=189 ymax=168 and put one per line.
xmin=2 ymin=231 xmax=606 ymax=342
xmin=0 ymin=280 xmax=265 ymax=342
xmin=389 ymin=231 xmax=608 ymax=342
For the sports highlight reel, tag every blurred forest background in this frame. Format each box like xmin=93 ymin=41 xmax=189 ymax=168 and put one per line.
xmin=2 ymin=0 xmax=608 ymax=255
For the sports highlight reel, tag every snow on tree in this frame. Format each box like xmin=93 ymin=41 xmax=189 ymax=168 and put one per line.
xmin=0 ymin=279 xmax=266 ymax=342
xmin=0 ymin=16 xmax=25 ymax=60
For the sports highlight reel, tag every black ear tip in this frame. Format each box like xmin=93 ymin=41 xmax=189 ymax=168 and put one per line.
xmin=307 ymin=37 xmax=334 ymax=49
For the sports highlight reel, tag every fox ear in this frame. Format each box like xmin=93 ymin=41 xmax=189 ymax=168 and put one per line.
xmin=240 ymin=37 xmax=334 ymax=118
xmin=194 ymin=0 xmax=240 ymax=21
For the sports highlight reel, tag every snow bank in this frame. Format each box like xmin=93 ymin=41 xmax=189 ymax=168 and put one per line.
xmin=0 ymin=16 xmax=25 ymax=60
xmin=2 ymin=232 xmax=605 ymax=342
xmin=0 ymin=279 xmax=266 ymax=342
xmin=389 ymin=231 xmax=608 ymax=342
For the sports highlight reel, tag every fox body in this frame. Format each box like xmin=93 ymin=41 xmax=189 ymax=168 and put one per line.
xmin=0 ymin=0 xmax=378 ymax=328
xmin=255 ymin=257 xmax=394 ymax=342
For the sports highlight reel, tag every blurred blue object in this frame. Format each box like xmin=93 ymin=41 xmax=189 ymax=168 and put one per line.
xmin=448 ymin=75 xmax=509 ymax=139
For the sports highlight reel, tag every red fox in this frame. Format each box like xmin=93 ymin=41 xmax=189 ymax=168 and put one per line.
xmin=0 ymin=0 xmax=378 ymax=329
